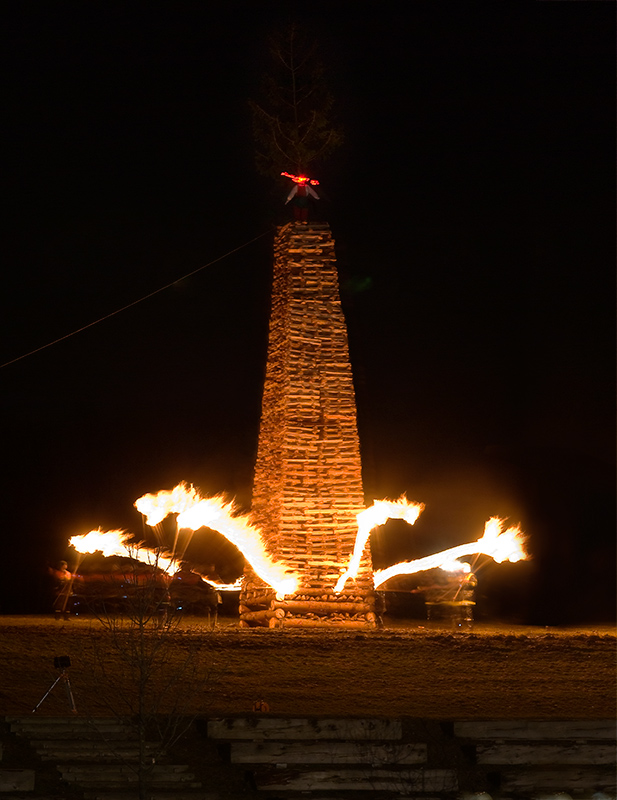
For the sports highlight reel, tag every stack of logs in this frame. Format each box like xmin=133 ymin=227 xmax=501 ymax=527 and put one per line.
xmin=240 ymin=587 xmax=379 ymax=629
xmin=241 ymin=222 xmax=376 ymax=628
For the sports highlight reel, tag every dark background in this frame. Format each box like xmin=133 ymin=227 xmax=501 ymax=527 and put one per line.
xmin=2 ymin=2 xmax=614 ymax=623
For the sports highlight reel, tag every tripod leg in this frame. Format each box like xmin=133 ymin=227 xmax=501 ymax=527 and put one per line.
xmin=63 ymin=674 xmax=77 ymax=714
xmin=32 ymin=675 xmax=62 ymax=713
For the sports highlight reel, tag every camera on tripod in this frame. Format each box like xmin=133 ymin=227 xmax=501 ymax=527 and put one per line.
xmin=33 ymin=655 xmax=77 ymax=713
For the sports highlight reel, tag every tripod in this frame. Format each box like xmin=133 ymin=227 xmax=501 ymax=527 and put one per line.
xmin=32 ymin=668 xmax=77 ymax=714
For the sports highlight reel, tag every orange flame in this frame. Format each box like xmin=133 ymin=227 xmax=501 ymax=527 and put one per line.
xmin=134 ymin=482 xmax=201 ymax=527
xmin=134 ymin=483 xmax=299 ymax=598
xmin=335 ymin=497 xmax=425 ymax=593
xmin=69 ymin=528 xmax=133 ymax=558
xmin=440 ymin=559 xmax=471 ymax=574
xmin=71 ymin=483 xmax=527 ymax=603
xmin=203 ymin=577 xmax=243 ymax=592
xmin=373 ymin=517 xmax=527 ymax=588
xmin=69 ymin=529 xmax=176 ymax=575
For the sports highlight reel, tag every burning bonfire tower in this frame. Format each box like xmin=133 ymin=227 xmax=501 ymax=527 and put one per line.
xmin=240 ymin=222 xmax=377 ymax=628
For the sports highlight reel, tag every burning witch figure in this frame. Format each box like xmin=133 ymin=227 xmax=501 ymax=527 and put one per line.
xmin=282 ymin=172 xmax=319 ymax=223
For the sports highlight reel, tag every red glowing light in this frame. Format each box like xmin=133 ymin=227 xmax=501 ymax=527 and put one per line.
xmin=281 ymin=171 xmax=319 ymax=186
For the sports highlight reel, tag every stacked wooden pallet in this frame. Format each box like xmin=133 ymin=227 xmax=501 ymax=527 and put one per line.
xmin=242 ymin=222 xmax=375 ymax=627
xmin=5 ymin=716 xmax=215 ymax=800
xmin=208 ymin=716 xmax=616 ymax=798
xmin=208 ymin=716 xmax=458 ymax=796
xmin=454 ymin=719 xmax=616 ymax=797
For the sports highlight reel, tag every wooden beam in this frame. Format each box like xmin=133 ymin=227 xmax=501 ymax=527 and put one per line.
xmin=252 ymin=767 xmax=458 ymax=792
xmin=0 ymin=770 xmax=35 ymax=791
xmin=500 ymin=766 xmax=616 ymax=792
xmin=207 ymin=717 xmax=403 ymax=741
xmin=272 ymin=599 xmax=373 ymax=615
xmin=454 ymin=719 xmax=617 ymax=740
xmin=230 ymin=740 xmax=426 ymax=765
xmin=477 ymin=742 xmax=616 ymax=765
xmin=281 ymin=617 xmax=376 ymax=629
xmin=238 ymin=608 xmax=284 ymax=624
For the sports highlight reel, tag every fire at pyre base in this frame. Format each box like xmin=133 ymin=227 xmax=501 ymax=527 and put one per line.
xmin=241 ymin=222 xmax=377 ymax=628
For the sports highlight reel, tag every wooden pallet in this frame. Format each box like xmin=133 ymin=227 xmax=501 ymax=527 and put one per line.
xmin=242 ymin=222 xmax=375 ymax=626
xmin=454 ymin=719 xmax=617 ymax=795
xmin=208 ymin=717 xmax=457 ymax=796
xmin=5 ymin=715 xmax=210 ymax=799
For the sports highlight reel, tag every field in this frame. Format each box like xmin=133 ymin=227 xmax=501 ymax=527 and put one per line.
xmin=0 ymin=615 xmax=614 ymax=720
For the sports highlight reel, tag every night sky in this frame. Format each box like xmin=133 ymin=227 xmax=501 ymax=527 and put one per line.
xmin=2 ymin=2 xmax=614 ymax=622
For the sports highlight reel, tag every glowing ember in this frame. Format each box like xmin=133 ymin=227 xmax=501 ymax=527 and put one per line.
xmin=335 ymin=497 xmax=425 ymax=593
xmin=134 ymin=483 xmax=300 ymax=598
xmin=281 ymin=171 xmax=319 ymax=185
xmin=373 ymin=517 xmax=527 ymax=588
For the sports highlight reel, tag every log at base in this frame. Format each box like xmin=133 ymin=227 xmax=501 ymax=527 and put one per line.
xmin=239 ymin=607 xmax=285 ymax=625
xmin=272 ymin=599 xmax=373 ymax=615
xmin=239 ymin=588 xmax=380 ymax=629
xmin=279 ymin=616 xmax=377 ymax=629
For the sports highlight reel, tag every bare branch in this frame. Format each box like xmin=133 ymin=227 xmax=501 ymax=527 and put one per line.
xmin=250 ymin=23 xmax=343 ymax=179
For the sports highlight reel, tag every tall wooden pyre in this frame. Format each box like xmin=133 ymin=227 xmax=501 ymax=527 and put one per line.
xmin=240 ymin=222 xmax=377 ymax=628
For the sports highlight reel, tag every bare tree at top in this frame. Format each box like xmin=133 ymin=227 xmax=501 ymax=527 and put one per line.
xmin=250 ymin=22 xmax=343 ymax=179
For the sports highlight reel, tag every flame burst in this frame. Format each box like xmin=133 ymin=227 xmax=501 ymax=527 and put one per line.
xmin=69 ymin=529 xmax=176 ymax=575
xmin=70 ymin=483 xmax=526 ymax=604
xmin=373 ymin=517 xmax=527 ymax=589
xmin=134 ymin=483 xmax=201 ymax=527
xmin=70 ymin=529 xmax=133 ymax=558
xmin=441 ymin=559 xmax=471 ymax=574
xmin=135 ymin=483 xmax=299 ymax=598
xmin=334 ymin=497 xmax=425 ymax=593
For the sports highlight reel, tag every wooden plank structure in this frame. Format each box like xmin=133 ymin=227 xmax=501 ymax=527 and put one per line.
xmin=208 ymin=716 xmax=616 ymax=798
xmin=241 ymin=222 xmax=376 ymax=628
xmin=208 ymin=717 xmax=457 ymax=796
xmin=0 ymin=768 xmax=35 ymax=792
xmin=6 ymin=715 xmax=614 ymax=797
xmin=4 ymin=716 xmax=213 ymax=799
xmin=454 ymin=719 xmax=617 ymax=796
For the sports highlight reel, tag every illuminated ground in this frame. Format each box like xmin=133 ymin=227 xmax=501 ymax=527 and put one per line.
xmin=0 ymin=615 xmax=614 ymax=720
